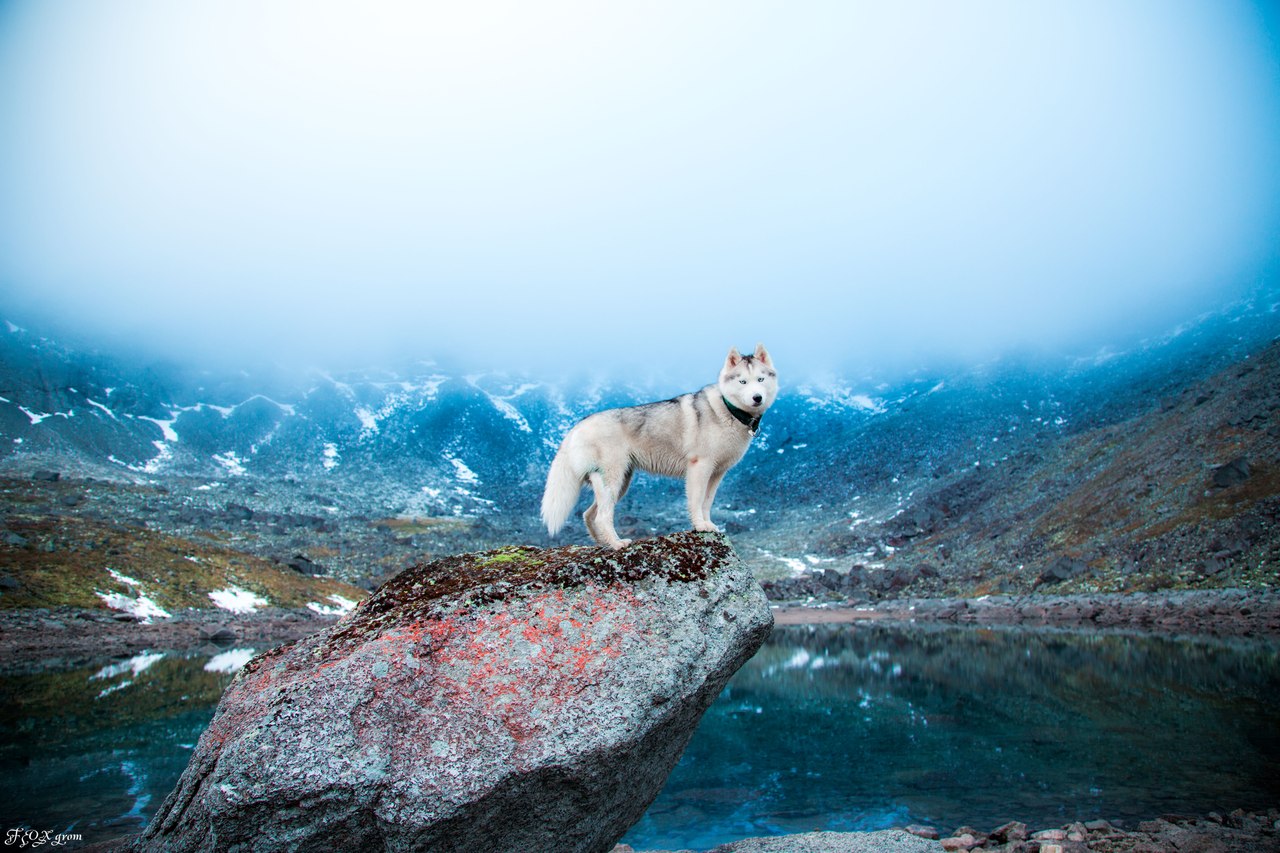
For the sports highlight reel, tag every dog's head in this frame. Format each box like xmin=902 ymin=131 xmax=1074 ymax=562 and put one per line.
xmin=718 ymin=343 xmax=778 ymax=415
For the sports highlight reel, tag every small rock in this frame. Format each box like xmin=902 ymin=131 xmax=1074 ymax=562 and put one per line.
xmin=4 ymin=532 xmax=30 ymax=547
xmin=287 ymin=554 xmax=327 ymax=576
xmin=60 ymin=494 xmax=83 ymax=507
xmin=0 ymin=575 xmax=20 ymax=590
xmin=1038 ymin=556 xmax=1088 ymax=585
xmin=1033 ymin=828 xmax=1069 ymax=841
xmin=201 ymin=626 xmax=238 ymax=644
xmin=905 ymin=825 xmax=939 ymax=840
xmin=31 ymin=470 xmax=61 ymax=482
xmin=991 ymin=820 xmax=1028 ymax=842
xmin=1212 ymin=456 xmax=1250 ymax=488
xmin=941 ymin=835 xmax=977 ymax=851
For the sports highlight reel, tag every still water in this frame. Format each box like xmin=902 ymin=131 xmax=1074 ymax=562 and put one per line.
xmin=1 ymin=626 xmax=1277 ymax=848
xmin=623 ymin=624 xmax=1280 ymax=850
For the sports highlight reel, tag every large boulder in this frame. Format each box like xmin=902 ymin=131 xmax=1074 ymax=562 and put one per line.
xmin=136 ymin=531 xmax=772 ymax=853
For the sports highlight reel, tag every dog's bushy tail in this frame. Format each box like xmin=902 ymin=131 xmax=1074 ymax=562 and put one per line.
xmin=540 ymin=447 xmax=581 ymax=536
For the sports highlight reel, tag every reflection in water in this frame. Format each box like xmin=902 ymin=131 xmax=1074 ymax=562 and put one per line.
xmin=622 ymin=624 xmax=1280 ymax=851
xmin=0 ymin=649 xmax=248 ymax=844
xmin=1 ymin=627 xmax=1277 ymax=849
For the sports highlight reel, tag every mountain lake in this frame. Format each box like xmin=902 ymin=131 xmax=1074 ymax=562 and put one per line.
xmin=1 ymin=623 xmax=1277 ymax=848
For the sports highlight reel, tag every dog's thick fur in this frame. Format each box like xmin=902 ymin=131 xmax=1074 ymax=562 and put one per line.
xmin=541 ymin=344 xmax=778 ymax=549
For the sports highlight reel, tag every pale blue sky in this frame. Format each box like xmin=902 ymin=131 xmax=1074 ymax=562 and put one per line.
xmin=2 ymin=1 xmax=1278 ymax=380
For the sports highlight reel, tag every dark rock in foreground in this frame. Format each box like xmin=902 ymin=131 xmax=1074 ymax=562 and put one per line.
xmin=137 ymin=532 xmax=772 ymax=853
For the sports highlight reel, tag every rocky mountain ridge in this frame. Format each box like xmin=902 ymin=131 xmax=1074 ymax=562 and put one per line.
xmin=2 ymin=291 xmax=1279 ymax=599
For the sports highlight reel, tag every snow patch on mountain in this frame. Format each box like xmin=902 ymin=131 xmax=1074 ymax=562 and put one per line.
xmin=306 ymin=594 xmax=358 ymax=616
xmin=86 ymin=398 xmax=119 ymax=420
xmin=445 ymin=453 xmax=479 ymax=484
xmin=352 ymin=375 xmax=449 ymax=439
xmin=800 ymin=385 xmax=887 ymax=414
xmin=208 ymin=586 xmax=268 ymax=614
xmin=213 ymin=451 xmax=248 ymax=476
xmin=97 ymin=569 xmax=171 ymax=622
xmin=138 ymin=415 xmax=179 ymax=442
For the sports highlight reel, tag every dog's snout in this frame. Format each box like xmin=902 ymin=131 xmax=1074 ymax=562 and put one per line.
xmin=752 ymin=393 xmax=763 ymax=405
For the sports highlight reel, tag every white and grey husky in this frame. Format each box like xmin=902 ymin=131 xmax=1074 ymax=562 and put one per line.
xmin=541 ymin=344 xmax=778 ymax=549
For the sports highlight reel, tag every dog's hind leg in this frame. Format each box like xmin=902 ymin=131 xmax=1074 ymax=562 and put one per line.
xmin=586 ymin=469 xmax=632 ymax=549
xmin=582 ymin=500 xmax=602 ymax=543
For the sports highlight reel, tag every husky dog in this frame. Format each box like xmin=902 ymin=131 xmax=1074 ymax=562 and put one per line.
xmin=541 ymin=344 xmax=777 ymax=549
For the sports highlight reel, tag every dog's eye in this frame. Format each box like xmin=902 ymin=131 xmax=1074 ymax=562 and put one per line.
xmin=757 ymin=377 xmax=764 ymax=382
xmin=739 ymin=379 xmax=747 ymax=384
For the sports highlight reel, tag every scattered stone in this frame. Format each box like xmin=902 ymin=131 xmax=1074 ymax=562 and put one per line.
xmin=285 ymin=554 xmax=326 ymax=576
xmin=1037 ymin=556 xmax=1088 ymax=585
xmin=223 ymin=502 xmax=254 ymax=522
xmin=31 ymin=470 xmax=61 ymax=482
xmin=3 ymin=532 xmax=28 ymax=547
xmin=905 ymin=824 xmax=939 ymax=840
xmin=990 ymin=820 xmax=1028 ymax=843
xmin=200 ymin=626 xmax=238 ymax=644
xmin=0 ymin=575 xmax=20 ymax=590
xmin=1213 ymin=456 xmax=1251 ymax=488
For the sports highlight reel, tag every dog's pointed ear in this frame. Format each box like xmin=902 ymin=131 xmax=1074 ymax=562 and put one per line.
xmin=725 ymin=346 xmax=743 ymax=368
xmin=754 ymin=343 xmax=771 ymax=365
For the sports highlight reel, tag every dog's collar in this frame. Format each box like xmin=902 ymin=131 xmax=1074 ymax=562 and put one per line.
xmin=721 ymin=395 xmax=763 ymax=433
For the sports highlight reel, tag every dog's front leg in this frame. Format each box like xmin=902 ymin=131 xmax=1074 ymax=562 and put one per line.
xmin=700 ymin=467 xmax=727 ymax=531
xmin=685 ymin=458 xmax=719 ymax=533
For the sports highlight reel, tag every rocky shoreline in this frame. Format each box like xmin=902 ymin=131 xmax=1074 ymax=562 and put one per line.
xmin=3 ymin=586 xmax=1276 ymax=674
xmin=618 ymin=808 xmax=1280 ymax=852
xmin=770 ymin=587 xmax=1280 ymax=636
xmin=0 ymin=605 xmax=343 ymax=674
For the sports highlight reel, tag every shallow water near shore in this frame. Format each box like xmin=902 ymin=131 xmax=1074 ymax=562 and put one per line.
xmin=1 ymin=626 xmax=1277 ymax=848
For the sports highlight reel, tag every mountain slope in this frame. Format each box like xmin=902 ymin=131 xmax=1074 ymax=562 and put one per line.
xmin=2 ymin=292 xmax=1278 ymax=594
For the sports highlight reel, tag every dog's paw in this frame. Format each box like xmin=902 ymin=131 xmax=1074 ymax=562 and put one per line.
xmin=692 ymin=521 xmax=721 ymax=534
xmin=608 ymin=538 xmax=633 ymax=550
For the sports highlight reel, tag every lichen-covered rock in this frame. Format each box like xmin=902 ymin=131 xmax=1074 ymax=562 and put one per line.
xmin=137 ymin=532 xmax=772 ymax=853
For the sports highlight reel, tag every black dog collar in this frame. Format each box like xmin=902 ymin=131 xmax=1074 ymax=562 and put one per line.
xmin=721 ymin=395 xmax=763 ymax=433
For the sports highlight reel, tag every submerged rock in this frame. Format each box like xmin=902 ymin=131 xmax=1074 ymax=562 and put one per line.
xmin=137 ymin=531 xmax=771 ymax=853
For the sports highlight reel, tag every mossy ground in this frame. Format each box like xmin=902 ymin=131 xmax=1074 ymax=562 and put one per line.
xmin=372 ymin=516 xmax=473 ymax=536
xmin=318 ymin=531 xmax=731 ymax=652
xmin=0 ymin=510 xmax=366 ymax=613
